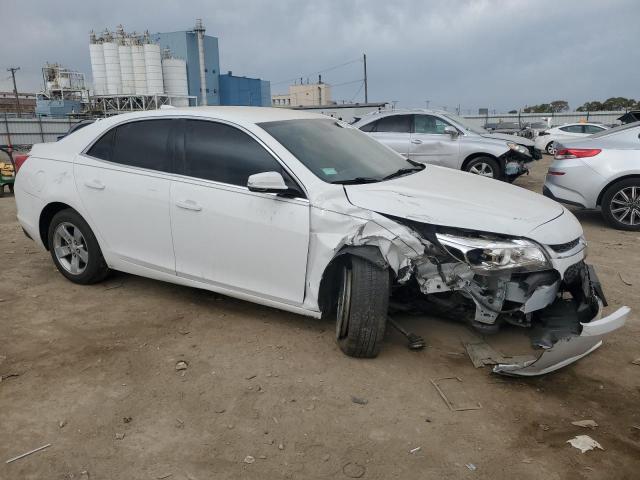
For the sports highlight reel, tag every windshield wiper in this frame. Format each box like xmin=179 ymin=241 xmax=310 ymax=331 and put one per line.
xmin=382 ymin=164 xmax=425 ymax=181
xmin=330 ymin=177 xmax=381 ymax=185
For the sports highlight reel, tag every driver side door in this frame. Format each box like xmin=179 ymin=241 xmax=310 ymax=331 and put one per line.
xmin=169 ymin=119 xmax=310 ymax=305
xmin=409 ymin=114 xmax=460 ymax=167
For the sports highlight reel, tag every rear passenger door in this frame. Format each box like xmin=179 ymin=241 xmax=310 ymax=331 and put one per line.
xmin=359 ymin=115 xmax=412 ymax=157
xmin=75 ymin=119 xmax=177 ymax=274
xmin=170 ymin=119 xmax=310 ymax=305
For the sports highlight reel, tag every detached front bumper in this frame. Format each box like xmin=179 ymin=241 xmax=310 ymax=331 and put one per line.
xmin=493 ymin=264 xmax=629 ymax=376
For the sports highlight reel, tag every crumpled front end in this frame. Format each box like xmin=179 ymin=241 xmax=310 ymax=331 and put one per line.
xmin=395 ymin=221 xmax=629 ymax=376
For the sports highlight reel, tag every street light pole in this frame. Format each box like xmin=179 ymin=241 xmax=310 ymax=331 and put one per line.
xmin=7 ymin=67 xmax=21 ymax=117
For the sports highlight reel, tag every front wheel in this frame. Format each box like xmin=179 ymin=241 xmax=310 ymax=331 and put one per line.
xmin=464 ymin=157 xmax=500 ymax=179
xmin=601 ymin=179 xmax=640 ymax=231
xmin=336 ymin=256 xmax=389 ymax=358
xmin=546 ymin=142 xmax=557 ymax=155
xmin=48 ymin=209 xmax=110 ymax=284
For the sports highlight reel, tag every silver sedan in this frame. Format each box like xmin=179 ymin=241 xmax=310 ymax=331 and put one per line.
xmin=543 ymin=122 xmax=640 ymax=230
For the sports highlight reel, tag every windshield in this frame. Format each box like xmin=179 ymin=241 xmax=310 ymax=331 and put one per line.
xmin=441 ymin=113 xmax=488 ymax=135
xmin=259 ymin=119 xmax=422 ymax=184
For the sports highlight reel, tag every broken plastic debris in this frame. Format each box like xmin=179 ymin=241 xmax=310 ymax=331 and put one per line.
xmin=566 ymin=435 xmax=603 ymax=453
xmin=409 ymin=446 xmax=421 ymax=454
xmin=465 ymin=463 xmax=477 ymax=471
xmin=571 ymin=420 xmax=598 ymax=429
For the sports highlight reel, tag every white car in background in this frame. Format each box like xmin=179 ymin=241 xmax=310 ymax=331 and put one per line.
xmin=13 ymin=107 xmax=628 ymax=375
xmin=535 ymin=122 xmax=609 ymax=154
xmin=544 ymin=121 xmax=640 ymax=230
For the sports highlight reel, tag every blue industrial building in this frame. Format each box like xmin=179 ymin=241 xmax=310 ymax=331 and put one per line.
xmin=219 ymin=72 xmax=271 ymax=107
xmin=150 ymin=23 xmax=270 ymax=107
xmin=150 ymin=30 xmax=220 ymax=106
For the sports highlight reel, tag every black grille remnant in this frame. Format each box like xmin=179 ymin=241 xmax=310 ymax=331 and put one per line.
xmin=550 ymin=238 xmax=580 ymax=253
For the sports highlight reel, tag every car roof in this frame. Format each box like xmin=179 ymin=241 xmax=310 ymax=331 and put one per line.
xmin=353 ymin=108 xmax=450 ymax=125
xmin=94 ymin=106 xmax=327 ymax=125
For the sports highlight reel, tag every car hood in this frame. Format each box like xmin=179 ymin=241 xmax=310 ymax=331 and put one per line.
xmin=480 ymin=132 xmax=535 ymax=146
xmin=344 ymin=166 xmax=566 ymax=240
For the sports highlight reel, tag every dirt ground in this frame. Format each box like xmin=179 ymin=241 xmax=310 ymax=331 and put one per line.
xmin=1 ymin=156 xmax=639 ymax=480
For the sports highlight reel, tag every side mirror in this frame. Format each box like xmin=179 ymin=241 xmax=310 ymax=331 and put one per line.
xmin=444 ymin=126 xmax=459 ymax=137
xmin=247 ymin=171 xmax=289 ymax=193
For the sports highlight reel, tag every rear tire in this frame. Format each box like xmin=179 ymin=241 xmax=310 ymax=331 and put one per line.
xmin=336 ymin=256 xmax=390 ymax=358
xmin=601 ymin=179 xmax=640 ymax=231
xmin=464 ymin=157 xmax=501 ymax=179
xmin=48 ymin=209 xmax=110 ymax=284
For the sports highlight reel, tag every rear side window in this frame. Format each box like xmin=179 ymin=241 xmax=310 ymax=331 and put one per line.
xmin=583 ymin=125 xmax=604 ymax=134
xmin=87 ymin=128 xmax=115 ymax=161
xmin=560 ymin=125 xmax=583 ymax=133
xmin=87 ymin=119 xmax=175 ymax=173
xmin=184 ymin=120 xmax=284 ymax=187
xmin=372 ymin=115 xmax=412 ymax=133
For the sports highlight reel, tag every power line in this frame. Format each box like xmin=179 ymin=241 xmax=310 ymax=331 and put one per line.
xmin=271 ymin=57 xmax=362 ymax=86
xmin=349 ymin=81 xmax=365 ymax=103
xmin=331 ymin=78 xmax=364 ymax=88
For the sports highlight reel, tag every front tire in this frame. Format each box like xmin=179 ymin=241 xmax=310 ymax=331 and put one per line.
xmin=48 ymin=209 xmax=110 ymax=284
xmin=545 ymin=142 xmax=557 ymax=155
xmin=336 ymin=256 xmax=389 ymax=358
xmin=601 ymin=179 xmax=640 ymax=231
xmin=464 ymin=157 xmax=501 ymax=179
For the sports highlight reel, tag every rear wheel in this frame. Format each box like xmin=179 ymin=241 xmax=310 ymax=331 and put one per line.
xmin=601 ymin=179 xmax=640 ymax=231
xmin=48 ymin=209 xmax=110 ymax=284
xmin=464 ymin=157 xmax=500 ymax=179
xmin=336 ymin=256 xmax=390 ymax=358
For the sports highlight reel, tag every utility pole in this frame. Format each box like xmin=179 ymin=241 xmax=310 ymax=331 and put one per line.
xmin=363 ymin=53 xmax=368 ymax=104
xmin=425 ymin=100 xmax=430 ymax=109
xmin=7 ymin=67 xmax=21 ymax=117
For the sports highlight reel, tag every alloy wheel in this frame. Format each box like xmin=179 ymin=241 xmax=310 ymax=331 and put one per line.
xmin=53 ymin=222 xmax=89 ymax=275
xmin=468 ymin=162 xmax=495 ymax=178
xmin=610 ymin=186 xmax=640 ymax=226
xmin=546 ymin=143 xmax=557 ymax=155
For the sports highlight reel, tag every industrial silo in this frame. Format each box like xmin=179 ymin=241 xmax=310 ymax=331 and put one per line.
xmin=144 ymin=39 xmax=164 ymax=95
xmin=118 ymin=42 xmax=135 ymax=94
xmin=89 ymin=33 xmax=106 ymax=95
xmin=162 ymin=51 xmax=189 ymax=106
xmin=131 ymin=39 xmax=147 ymax=95
xmin=102 ymin=32 xmax=122 ymax=95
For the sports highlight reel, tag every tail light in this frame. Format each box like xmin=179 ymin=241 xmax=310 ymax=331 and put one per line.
xmin=554 ymin=148 xmax=601 ymax=160
xmin=14 ymin=154 xmax=29 ymax=173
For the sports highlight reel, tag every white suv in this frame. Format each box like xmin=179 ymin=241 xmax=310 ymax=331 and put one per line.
xmin=14 ymin=107 xmax=628 ymax=375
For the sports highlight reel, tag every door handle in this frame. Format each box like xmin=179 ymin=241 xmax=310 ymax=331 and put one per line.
xmin=411 ymin=139 xmax=423 ymax=144
xmin=84 ymin=179 xmax=105 ymax=190
xmin=175 ymin=199 xmax=202 ymax=212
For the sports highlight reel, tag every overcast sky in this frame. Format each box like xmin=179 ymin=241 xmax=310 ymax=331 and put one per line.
xmin=1 ymin=0 xmax=638 ymax=112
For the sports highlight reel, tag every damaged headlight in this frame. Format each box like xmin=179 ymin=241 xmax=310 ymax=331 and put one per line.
xmin=436 ymin=233 xmax=551 ymax=273
xmin=507 ymin=142 xmax=531 ymax=157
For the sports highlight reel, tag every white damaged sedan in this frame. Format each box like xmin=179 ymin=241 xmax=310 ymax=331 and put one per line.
xmin=14 ymin=107 xmax=629 ymax=376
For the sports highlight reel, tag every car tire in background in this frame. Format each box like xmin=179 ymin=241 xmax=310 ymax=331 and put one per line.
xmin=336 ymin=256 xmax=389 ymax=358
xmin=545 ymin=142 xmax=557 ymax=155
xmin=464 ymin=157 xmax=501 ymax=179
xmin=601 ymin=178 xmax=640 ymax=231
xmin=47 ymin=209 xmax=110 ymax=284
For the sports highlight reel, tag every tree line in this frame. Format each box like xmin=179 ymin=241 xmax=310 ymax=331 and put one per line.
xmin=508 ymin=97 xmax=639 ymax=114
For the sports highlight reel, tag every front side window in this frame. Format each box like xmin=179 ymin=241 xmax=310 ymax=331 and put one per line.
xmin=183 ymin=120 xmax=284 ymax=187
xmin=87 ymin=119 xmax=175 ymax=173
xmin=414 ymin=115 xmax=451 ymax=134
